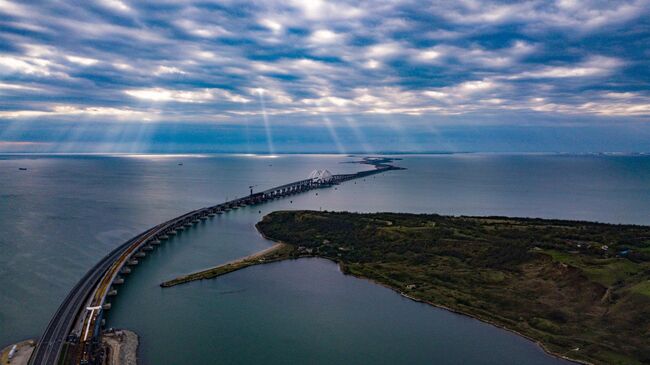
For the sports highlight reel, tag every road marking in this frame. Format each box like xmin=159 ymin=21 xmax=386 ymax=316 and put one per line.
xmin=82 ymin=306 xmax=102 ymax=342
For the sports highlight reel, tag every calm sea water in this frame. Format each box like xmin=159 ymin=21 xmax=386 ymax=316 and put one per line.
xmin=1 ymin=154 xmax=649 ymax=364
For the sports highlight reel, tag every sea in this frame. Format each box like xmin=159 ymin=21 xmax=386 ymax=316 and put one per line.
xmin=1 ymin=153 xmax=649 ymax=364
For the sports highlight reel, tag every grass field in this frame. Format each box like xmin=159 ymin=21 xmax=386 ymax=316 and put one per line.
xmin=253 ymin=211 xmax=650 ymax=365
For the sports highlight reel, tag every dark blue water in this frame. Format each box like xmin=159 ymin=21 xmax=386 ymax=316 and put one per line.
xmin=1 ymin=154 xmax=649 ymax=364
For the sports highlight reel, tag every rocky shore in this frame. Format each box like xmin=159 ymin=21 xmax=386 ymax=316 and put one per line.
xmin=1 ymin=339 xmax=35 ymax=365
xmin=102 ymin=329 xmax=138 ymax=365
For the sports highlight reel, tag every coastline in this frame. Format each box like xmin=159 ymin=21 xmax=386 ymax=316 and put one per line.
xmin=1 ymin=339 xmax=35 ymax=365
xmin=161 ymin=242 xmax=591 ymax=365
xmin=102 ymin=329 xmax=138 ymax=365
xmin=338 ymin=263 xmax=591 ymax=365
xmin=160 ymin=243 xmax=289 ymax=287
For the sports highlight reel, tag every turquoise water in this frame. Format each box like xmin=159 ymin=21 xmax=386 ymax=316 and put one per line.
xmin=2 ymin=154 xmax=650 ymax=363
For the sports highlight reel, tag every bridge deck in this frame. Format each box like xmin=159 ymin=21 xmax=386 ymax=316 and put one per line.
xmin=29 ymin=162 xmax=400 ymax=365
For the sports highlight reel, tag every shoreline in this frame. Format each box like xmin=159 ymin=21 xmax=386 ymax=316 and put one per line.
xmin=160 ymin=243 xmax=288 ymax=287
xmin=337 ymin=262 xmax=591 ymax=365
xmin=102 ymin=329 xmax=138 ymax=365
xmin=162 ymin=242 xmax=590 ymax=365
xmin=1 ymin=339 xmax=36 ymax=365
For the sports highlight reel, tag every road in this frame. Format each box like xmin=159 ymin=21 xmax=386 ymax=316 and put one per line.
xmin=27 ymin=229 xmax=156 ymax=365
xmin=28 ymin=162 xmax=401 ymax=364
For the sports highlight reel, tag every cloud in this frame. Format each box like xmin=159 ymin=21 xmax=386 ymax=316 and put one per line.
xmin=0 ymin=105 xmax=153 ymax=119
xmin=429 ymin=0 xmax=650 ymax=32
xmin=66 ymin=55 xmax=99 ymax=66
xmin=98 ymin=0 xmax=132 ymax=13
xmin=0 ymin=55 xmax=54 ymax=76
xmin=0 ymin=0 xmax=648 ymax=132
xmin=153 ymin=66 xmax=186 ymax=75
xmin=309 ymin=29 xmax=344 ymax=44
xmin=125 ymin=88 xmax=251 ymax=104
xmin=509 ymin=56 xmax=623 ymax=79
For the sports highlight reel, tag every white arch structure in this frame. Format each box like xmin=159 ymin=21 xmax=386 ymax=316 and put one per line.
xmin=308 ymin=169 xmax=333 ymax=183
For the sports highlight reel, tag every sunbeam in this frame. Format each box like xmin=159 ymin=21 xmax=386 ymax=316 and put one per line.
xmin=257 ymin=89 xmax=275 ymax=156
xmin=377 ymin=114 xmax=423 ymax=153
xmin=313 ymin=102 xmax=346 ymax=154
xmin=320 ymin=115 xmax=346 ymax=154
xmin=344 ymin=116 xmax=374 ymax=154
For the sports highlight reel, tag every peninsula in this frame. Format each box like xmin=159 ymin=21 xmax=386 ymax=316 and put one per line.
xmin=162 ymin=211 xmax=650 ymax=365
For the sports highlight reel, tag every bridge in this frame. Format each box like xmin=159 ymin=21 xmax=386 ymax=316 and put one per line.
xmin=29 ymin=161 xmax=402 ymax=365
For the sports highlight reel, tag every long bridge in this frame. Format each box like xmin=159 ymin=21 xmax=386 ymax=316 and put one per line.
xmin=29 ymin=161 xmax=402 ymax=365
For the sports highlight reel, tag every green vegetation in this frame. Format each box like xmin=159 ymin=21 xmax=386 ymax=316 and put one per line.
xmin=161 ymin=244 xmax=292 ymax=287
xmin=253 ymin=211 xmax=650 ymax=365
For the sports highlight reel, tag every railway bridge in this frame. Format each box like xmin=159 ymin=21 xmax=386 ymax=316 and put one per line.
xmin=28 ymin=162 xmax=401 ymax=365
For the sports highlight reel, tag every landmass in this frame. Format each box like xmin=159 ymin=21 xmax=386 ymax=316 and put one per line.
xmin=161 ymin=243 xmax=290 ymax=287
xmin=101 ymin=329 xmax=138 ymax=365
xmin=162 ymin=211 xmax=650 ymax=365
xmin=1 ymin=339 xmax=35 ymax=365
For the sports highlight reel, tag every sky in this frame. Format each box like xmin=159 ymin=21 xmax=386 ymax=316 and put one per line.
xmin=0 ymin=0 xmax=649 ymax=153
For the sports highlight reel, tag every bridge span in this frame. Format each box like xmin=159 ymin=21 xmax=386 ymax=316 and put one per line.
xmin=29 ymin=161 xmax=402 ymax=365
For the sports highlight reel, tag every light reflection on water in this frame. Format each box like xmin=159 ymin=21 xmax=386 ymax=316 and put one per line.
xmin=1 ymin=154 xmax=649 ymax=363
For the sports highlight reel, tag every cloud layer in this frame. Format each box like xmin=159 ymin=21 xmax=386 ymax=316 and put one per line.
xmin=0 ymin=0 xmax=649 ymax=151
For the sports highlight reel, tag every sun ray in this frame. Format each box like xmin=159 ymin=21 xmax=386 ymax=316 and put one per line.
xmin=257 ymin=89 xmax=275 ymax=155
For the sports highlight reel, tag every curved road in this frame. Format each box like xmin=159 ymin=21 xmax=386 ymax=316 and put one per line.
xmin=28 ymin=226 xmax=160 ymax=365
xmin=29 ymin=164 xmax=399 ymax=365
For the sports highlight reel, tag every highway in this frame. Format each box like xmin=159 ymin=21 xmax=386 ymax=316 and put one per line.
xmin=28 ymin=162 xmax=401 ymax=364
xmin=28 ymin=229 xmax=156 ymax=365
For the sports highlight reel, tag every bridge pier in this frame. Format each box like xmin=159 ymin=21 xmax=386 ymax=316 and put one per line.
xmin=29 ymin=164 xmax=401 ymax=365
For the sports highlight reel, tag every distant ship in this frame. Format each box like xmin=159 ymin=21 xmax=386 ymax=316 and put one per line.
xmin=19 ymin=167 xmax=27 ymax=170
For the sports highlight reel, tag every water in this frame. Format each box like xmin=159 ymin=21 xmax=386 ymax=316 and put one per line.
xmin=1 ymin=154 xmax=649 ymax=364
